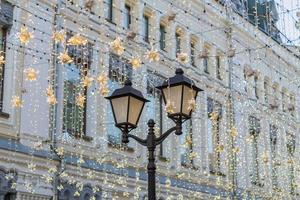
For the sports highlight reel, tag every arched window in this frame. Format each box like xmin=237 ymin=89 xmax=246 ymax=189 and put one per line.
xmin=94 ymin=194 xmax=102 ymax=200
xmin=63 ymin=190 xmax=72 ymax=200
xmin=4 ymin=193 xmax=16 ymax=200
xmin=58 ymin=183 xmax=75 ymax=200
xmin=80 ymin=185 xmax=93 ymax=200
xmin=80 ymin=185 xmax=102 ymax=200
xmin=0 ymin=169 xmax=16 ymax=200
xmin=58 ymin=183 xmax=101 ymax=200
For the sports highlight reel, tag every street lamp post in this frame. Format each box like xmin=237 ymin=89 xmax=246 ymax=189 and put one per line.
xmin=106 ymin=68 xmax=202 ymax=200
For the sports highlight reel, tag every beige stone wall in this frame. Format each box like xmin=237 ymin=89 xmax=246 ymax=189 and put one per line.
xmin=0 ymin=0 xmax=299 ymax=199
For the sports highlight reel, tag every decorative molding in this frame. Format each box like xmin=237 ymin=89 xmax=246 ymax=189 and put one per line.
xmin=0 ymin=138 xmax=248 ymax=198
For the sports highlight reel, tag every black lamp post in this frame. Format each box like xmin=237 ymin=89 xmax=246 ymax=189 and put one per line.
xmin=106 ymin=68 xmax=202 ymax=200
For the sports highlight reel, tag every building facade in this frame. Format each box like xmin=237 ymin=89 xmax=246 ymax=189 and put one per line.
xmin=0 ymin=0 xmax=299 ymax=199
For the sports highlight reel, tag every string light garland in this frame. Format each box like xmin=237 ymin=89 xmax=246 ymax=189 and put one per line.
xmin=1 ymin=0 xmax=299 ymax=199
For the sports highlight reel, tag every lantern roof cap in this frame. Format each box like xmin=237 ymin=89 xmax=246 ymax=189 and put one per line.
xmin=105 ymin=80 xmax=149 ymax=102
xmin=156 ymin=68 xmax=203 ymax=91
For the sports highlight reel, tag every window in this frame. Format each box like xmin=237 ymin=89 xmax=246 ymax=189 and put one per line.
xmin=269 ymin=124 xmax=278 ymax=188
xmin=108 ymin=54 xmax=132 ymax=83
xmin=207 ymin=98 xmax=223 ymax=174
xmin=203 ymin=57 xmax=209 ymax=74
xmin=143 ymin=15 xmax=149 ymax=42
xmin=190 ymin=41 xmax=196 ymax=66
xmin=249 ymin=116 xmax=261 ymax=186
xmin=216 ymin=56 xmax=221 ymax=79
xmin=58 ymin=183 xmax=102 ymax=200
xmin=290 ymin=95 xmax=295 ymax=116
xmin=4 ymin=193 xmax=16 ymax=200
xmin=201 ymin=47 xmax=209 ymax=74
xmin=0 ymin=170 xmax=16 ymax=200
xmin=147 ymin=72 xmax=165 ymax=157
xmin=107 ymin=54 xmax=132 ymax=145
xmin=244 ymin=70 xmax=248 ymax=92
xmin=175 ymin=32 xmax=181 ymax=56
xmin=286 ymin=132 xmax=296 ymax=194
xmin=281 ymin=90 xmax=286 ymax=112
xmin=180 ymin=120 xmax=194 ymax=167
xmin=254 ymin=75 xmax=259 ymax=99
xmin=264 ymin=79 xmax=268 ymax=103
xmin=63 ymin=39 xmax=93 ymax=137
xmin=124 ymin=4 xmax=131 ymax=29
xmin=106 ymin=0 xmax=113 ymax=22
xmin=159 ymin=24 xmax=166 ymax=51
xmin=0 ymin=27 xmax=7 ymax=111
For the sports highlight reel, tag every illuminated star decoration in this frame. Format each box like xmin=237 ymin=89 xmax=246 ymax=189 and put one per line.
xmin=97 ymin=73 xmax=108 ymax=85
xmin=100 ymin=86 xmax=110 ymax=97
xmin=67 ymin=34 xmax=88 ymax=46
xmin=165 ymin=101 xmax=174 ymax=114
xmin=129 ymin=57 xmax=142 ymax=70
xmin=46 ymin=85 xmax=54 ymax=97
xmin=110 ymin=37 xmax=125 ymax=56
xmin=230 ymin=126 xmax=238 ymax=138
xmin=11 ymin=96 xmax=23 ymax=108
xmin=261 ymin=151 xmax=269 ymax=163
xmin=189 ymin=152 xmax=198 ymax=160
xmin=145 ymin=48 xmax=160 ymax=62
xmin=18 ymin=26 xmax=33 ymax=45
xmin=209 ymin=111 xmax=219 ymax=121
xmin=52 ymin=30 xmax=65 ymax=43
xmin=81 ymin=76 xmax=94 ymax=88
xmin=58 ymin=51 xmax=73 ymax=64
xmin=187 ymin=98 xmax=196 ymax=111
xmin=0 ymin=52 xmax=5 ymax=65
xmin=215 ymin=144 xmax=224 ymax=153
xmin=56 ymin=147 xmax=64 ymax=157
xmin=47 ymin=94 xmax=57 ymax=105
xmin=177 ymin=52 xmax=189 ymax=63
xmin=75 ymin=94 xmax=86 ymax=108
xmin=24 ymin=68 xmax=38 ymax=81
xmin=183 ymin=135 xmax=193 ymax=147
xmin=46 ymin=86 xmax=57 ymax=105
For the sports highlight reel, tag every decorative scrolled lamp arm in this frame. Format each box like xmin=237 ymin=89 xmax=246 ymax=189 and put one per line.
xmin=105 ymin=68 xmax=202 ymax=200
xmin=121 ymin=120 xmax=182 ymax=147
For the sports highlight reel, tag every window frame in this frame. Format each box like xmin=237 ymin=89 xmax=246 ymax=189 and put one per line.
xmin=0 ymin=26 xmax=7 ymax=113
xmin=216 ymin=55 xmax=221 ymax=80
xmin=107 ymin=54 xmax=133 ymax=146
xmin=264 ymin=79 xmax=269 ymax=103
xmin=124 ymin=4 xmax=131 ymax=29
xmin=181 ymin=119 xmax=195 ymax=168
xmin=269 ymin=124 xmax=278 ymax=188
xmin=62 ymin=37 xmax=93 ymax=138
xmin=254 ymin=75 xmax=259 ymax=99
xmin=190 ymin=41 xmax=196 ymax=67
xmin=106 ymin=0 xmax=114 ymax=22
xmin=143 ymin=15 xmax=150 ymax=43
xmin=146 ymin=71 xmax=166 ymax=158
xmin=249 ymin=116 xmax=262 ymax=186
xmin=203 ymin=57 xmax=209 ymax=74
xmin=159 ymin=24 xmax=166 ymax=51
xmin=207 ymin=98 xmax=223 ymax=174
xmin=175 ymin=32 xmax=181 ymax=56
xmin=281 ymin=90 xmax=286 ymax=112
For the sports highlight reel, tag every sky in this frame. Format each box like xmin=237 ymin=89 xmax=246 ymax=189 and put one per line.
xmin=275 ymin=0 xmax=300 ymax=45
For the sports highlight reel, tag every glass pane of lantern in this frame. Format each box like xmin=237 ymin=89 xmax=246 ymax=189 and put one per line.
xmin=182 ymin=85 xmax=197 ymax=116
xmin=162 ymin=85 xmax=182 ymax=114
xmin=128 ymin=96 xmax=144 ymax=126
xmin=111 ymin=96 xmax=129 ymax=124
